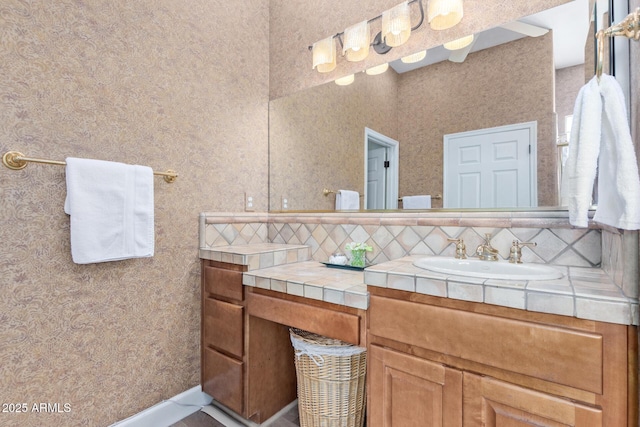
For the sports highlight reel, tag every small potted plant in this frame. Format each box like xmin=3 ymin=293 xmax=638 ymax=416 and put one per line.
xmin=345 ymin=242 xmax=373 ymax=267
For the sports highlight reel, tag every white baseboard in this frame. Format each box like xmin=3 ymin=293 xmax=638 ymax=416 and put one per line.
xmin=109 ymin=385 xmax=212 ymax=427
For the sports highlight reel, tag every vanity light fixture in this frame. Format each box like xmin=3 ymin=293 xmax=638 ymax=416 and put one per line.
xmin=312 ymin=36 xmax=337 ymax=73
xmin=382 ymin=1 xmax=412 ymax=47
xmin=343 ymin=20 xmax=370 ymax=62
xmin=401 ymin=50 xmax=427 ymax=63
xmin=335 ymin=74 xmax=355 ymax=86
xmin=310 ymin=0 xmax=443 ymax=73
xmin=443 ymin=34 xmax=474 ymax=50
xmin=428 ymin=0 xmax=463 ymax=30
xmin=365 ymin=63 xmax=389 ymax=75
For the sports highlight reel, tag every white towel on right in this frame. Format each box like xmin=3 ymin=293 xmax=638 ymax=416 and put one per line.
xmin=565 ymin=74 xmax=640 ymax=230
xmin=335 ymin=190 xmax=359 ymax=210
xmin=402 ymin=195 xmax=431 ymax=209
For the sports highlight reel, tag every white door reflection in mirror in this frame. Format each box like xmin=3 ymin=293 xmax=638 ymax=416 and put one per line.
xmin=443 ymin=122 xmax=538 ymax=208
xmin=364 ymin=128 xmax=398 ymax=210
xmin=367 ymin=144 xmax=387 ymax=209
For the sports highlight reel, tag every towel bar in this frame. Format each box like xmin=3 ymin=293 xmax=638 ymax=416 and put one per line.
xmin=398 ymin=194 xmax=442 ymax=201
xmin=596 ymin=8 xmax=640 ymax=80
xmin=323 ymin=188 xmax=364 ymax=197
xmin=2 ymin=151 xmax=178 ymax=183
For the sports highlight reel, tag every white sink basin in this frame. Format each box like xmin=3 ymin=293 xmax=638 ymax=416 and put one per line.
xmin=413 ymin=257 xmax=563 ymax=281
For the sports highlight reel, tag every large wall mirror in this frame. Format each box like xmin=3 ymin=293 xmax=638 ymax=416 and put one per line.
xmin=269 ymin=0 xmax=617 ymax=212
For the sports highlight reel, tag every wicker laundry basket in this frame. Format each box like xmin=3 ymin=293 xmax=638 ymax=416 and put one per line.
xmin=289 ymin=328 xmax=367 ymax=427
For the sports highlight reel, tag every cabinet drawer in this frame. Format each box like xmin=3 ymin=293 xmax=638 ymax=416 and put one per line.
xmin=202 ymin=347 xmax=243 ymax=415
xmin=369 ymin=295 xmax=603 ymax=395
xmin=204 ymin=266 xmax=243 ymax=301
xmin=203 ymin=298 xmax=244 ymax=358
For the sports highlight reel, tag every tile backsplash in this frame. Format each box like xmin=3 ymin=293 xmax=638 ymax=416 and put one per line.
xmin=267 ymin=222 xmax=601 ymax=268
xmin=200 ymin=211 xmax=637 ymax=301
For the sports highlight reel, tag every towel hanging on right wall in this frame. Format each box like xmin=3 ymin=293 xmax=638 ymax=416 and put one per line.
xmin=564 ymin=74 xmax=640 ymax=230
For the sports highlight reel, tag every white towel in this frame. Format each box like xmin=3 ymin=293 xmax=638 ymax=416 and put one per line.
xmin=335 ymin=190 xmax=359 ymax=210
xmin=565 ymin=74 xmax=640 ymax=230
xmin=64 ymin=157 xmax=155 ymax=264
xmin=402 ymin=195 xmax=431 ymax=209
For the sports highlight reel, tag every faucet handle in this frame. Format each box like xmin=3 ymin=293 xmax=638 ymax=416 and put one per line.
xmin=447 ymin=238 xmax=467 ymax=259
xmin=509 ymin=240 xmax=537 ymax=264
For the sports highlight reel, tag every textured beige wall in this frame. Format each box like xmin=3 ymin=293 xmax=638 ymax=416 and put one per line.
xmin=556 ymin=65 xmax=587 ymax=135
xmin=269 ymin=0 xmax=571 ymax=99
xmin=269 ymin=70 xmax=399 ymax=211
xmin=0 ymin=1 xmax=268 ymax=426
xmin=398 ymin=33 xmax=557 ymax=207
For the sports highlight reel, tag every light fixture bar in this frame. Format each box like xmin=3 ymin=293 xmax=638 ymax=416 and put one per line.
xmin=307 ymin=0 xmax=423 ymax=52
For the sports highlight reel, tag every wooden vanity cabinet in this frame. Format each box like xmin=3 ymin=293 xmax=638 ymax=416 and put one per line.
xmin=367 ymin=287 xmax=637 ymax=427
xmin=201 ymin=261 xmax=246 ymax=416
xmin=201 ymin=260 xmax=299 ymax=424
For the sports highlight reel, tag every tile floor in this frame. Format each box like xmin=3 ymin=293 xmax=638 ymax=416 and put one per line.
xmin=169 ymin=403 xmax=299 ymax=427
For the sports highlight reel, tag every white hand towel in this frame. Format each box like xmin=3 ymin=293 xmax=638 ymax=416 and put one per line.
xmin=565 ymin=74 xmax=640 ymax=230
xmin=402 ymin=195 xmax=431 ymax=209
xmin=335 ymin=190 xmax=360 ymax=210
xmin=64 ymin=158 xmax=155 ymax=264
xmin=565 ymin=76 xmax=601 ymax=227
xmin=592 ymin=75 xmax=640 ymax=230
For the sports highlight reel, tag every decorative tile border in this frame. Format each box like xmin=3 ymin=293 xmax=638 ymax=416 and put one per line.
xmin=267 ymin=222 xmax=602 ymax=268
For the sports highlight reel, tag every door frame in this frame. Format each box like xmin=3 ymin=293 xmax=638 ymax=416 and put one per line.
xmin=364 ymin=128 xmax=399 ymax=209
xmin=443 ymin=121 xmax=538 ymax=208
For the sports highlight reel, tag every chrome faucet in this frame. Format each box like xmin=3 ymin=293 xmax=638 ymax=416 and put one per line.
xmin=509 ymin=240 xmax=537 ymax=264
xmin=475 ymin=233 xmax=499 ymax=261
xmin=446 ymin=238 xmax=467 ymax=259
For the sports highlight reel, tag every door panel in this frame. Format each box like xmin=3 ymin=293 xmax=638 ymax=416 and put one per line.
xmin=444 ymin=122 xmax=536 ymax=208
xmin=369 ymin=345 xmax=462 ymax=427
xmin=367 ymin=145 xmax=387 ymax=210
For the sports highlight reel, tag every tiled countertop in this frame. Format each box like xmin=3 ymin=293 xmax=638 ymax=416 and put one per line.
xmin=242 ymin=261 xmax=368 ymax=310
xmin=366 ymin=256 xmax=639 ymax=326
xmin=199 ymin=243 xmax=311 ymax=270
xmin=199 ymin=244 xmax=638 ymax=325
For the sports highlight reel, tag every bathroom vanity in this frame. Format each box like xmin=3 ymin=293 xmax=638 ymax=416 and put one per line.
xmin=198 ymin=212 xmax=639 ymax=426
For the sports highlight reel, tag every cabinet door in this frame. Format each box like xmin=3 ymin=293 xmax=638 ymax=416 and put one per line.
xmin=463 ymin=373 xmax=603 ymax=427
xmin=369 ymin=345 xmax=462 ymax=427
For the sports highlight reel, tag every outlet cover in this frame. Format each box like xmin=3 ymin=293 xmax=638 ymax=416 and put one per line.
xmin=244 ymin=193 xmax=255 ymax=212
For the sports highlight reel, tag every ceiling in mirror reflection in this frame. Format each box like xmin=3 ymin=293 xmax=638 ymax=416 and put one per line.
xmin=391 ymin=0 xmax=590 ymax=73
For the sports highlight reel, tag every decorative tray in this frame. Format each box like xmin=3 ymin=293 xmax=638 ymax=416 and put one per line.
xmin=320 ymin=261 xmax=370 ymax=271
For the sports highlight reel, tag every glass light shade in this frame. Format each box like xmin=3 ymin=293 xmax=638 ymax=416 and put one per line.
xmin=428 ymin=0 xmax=463 ymax=30
xmin=366 ymin=63 xmax=389 ymax=75
xmin=401 ymin=50 xmax=427 ymax=64
xmin=382 ymin=2 xmax=411 ymax=47
xmin=343 ymin=20 xmax=370 ymax=62
xmin=443 ymin=34 xmax=474 ymax=50
xmin=312 ymin=36 xmax=336 ymax=73
xmin=335 ymin=74 xmax=355 ymax=86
